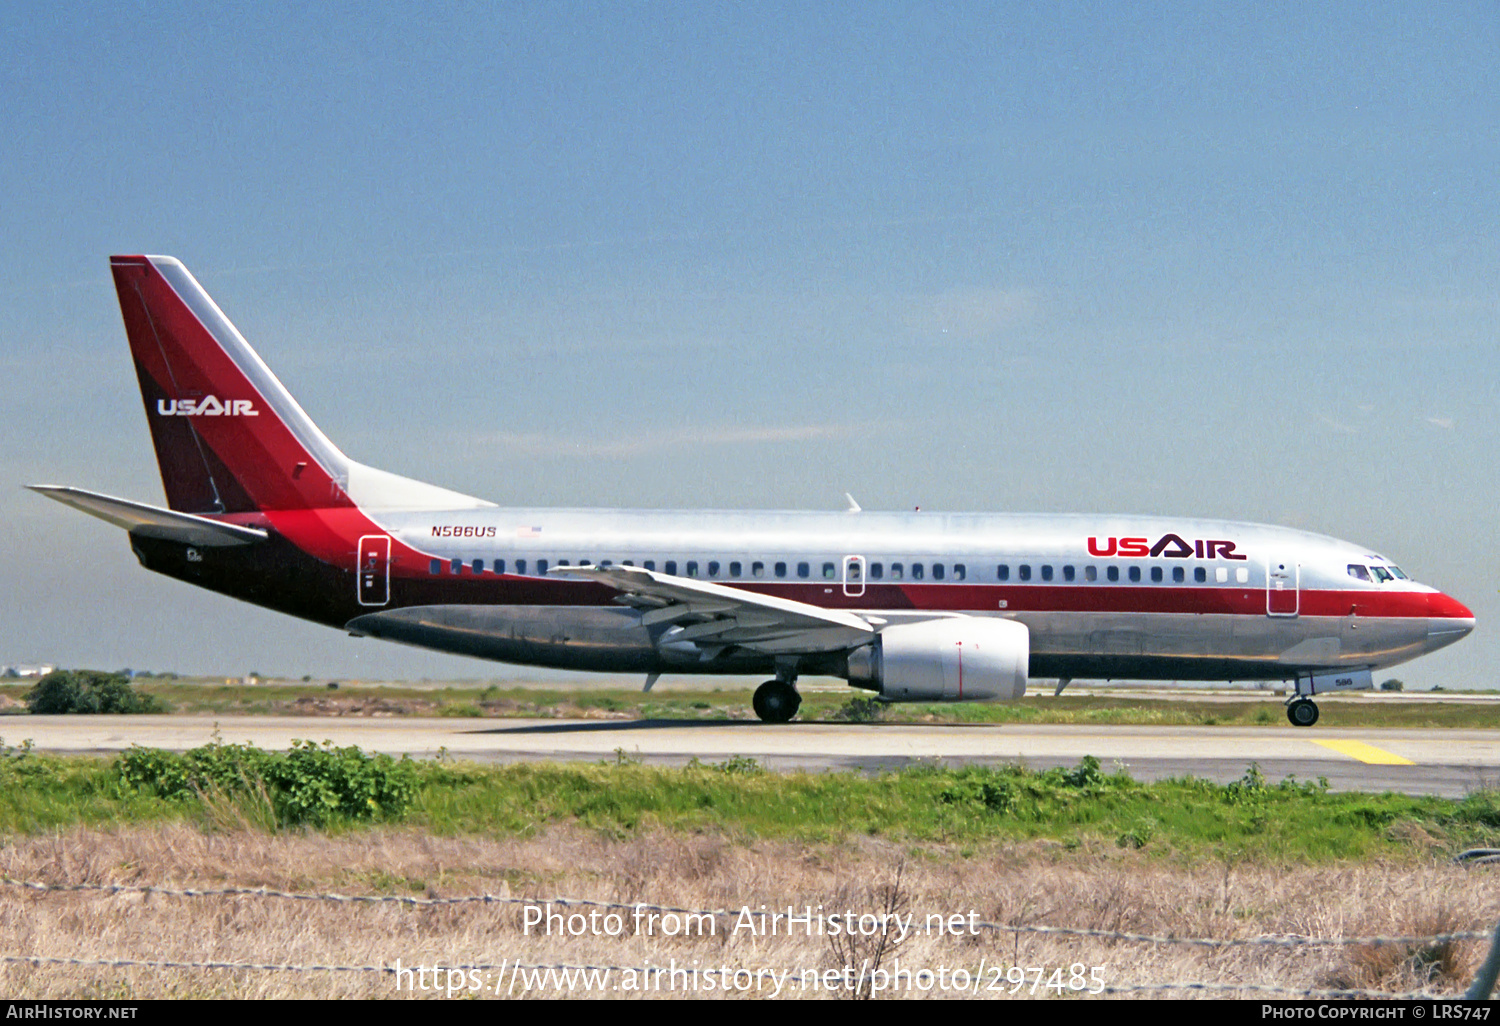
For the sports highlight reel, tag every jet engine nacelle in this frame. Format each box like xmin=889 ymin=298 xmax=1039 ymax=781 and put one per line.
xmin=845 ymin=617 xmax=1029 ymax=702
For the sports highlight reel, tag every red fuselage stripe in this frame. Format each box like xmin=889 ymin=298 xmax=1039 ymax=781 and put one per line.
xmin=244 ymin=512 xmax=1471 ymax=622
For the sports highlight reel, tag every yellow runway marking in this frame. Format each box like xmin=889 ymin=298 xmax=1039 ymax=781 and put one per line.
xmin=1311 ymin=739 xmax=1415 ymax=765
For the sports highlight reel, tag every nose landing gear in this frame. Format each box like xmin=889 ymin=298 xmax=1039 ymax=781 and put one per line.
xmin=1283 ymin=668 xmax=1372 ymax=726
xmin=1286 ymin=698 xmax=1319 ymax=727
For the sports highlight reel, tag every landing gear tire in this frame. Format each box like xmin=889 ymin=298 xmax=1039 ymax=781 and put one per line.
xmin=1287 ymin=699 xmax=1319 ymax=727
xmin=753 ymin=680 xmax=801 ymax=723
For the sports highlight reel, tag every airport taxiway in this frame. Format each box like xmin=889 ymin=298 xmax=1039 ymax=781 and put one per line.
xmin=10 ymin=715 xmax=1500 ymax=797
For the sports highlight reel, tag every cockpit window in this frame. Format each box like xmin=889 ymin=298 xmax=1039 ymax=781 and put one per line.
xmin=1387 ymin=565 xmax=1409 ymax=580
xmin=1370 ymin=566 xmax=1394 ymax=584
xmin=1347 ymin=564 xmax=1371 ymax=582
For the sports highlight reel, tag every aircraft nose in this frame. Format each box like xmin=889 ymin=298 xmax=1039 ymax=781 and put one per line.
xmin=1426 ymin=592 xmax=1475 ymax=652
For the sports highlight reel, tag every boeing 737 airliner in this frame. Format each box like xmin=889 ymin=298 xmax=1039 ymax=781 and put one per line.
xmin=30 ymin=256 xmax=1475 ymax=725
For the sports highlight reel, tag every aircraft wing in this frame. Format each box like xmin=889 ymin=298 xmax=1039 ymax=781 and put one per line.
xmin=28 ymin=485 xmax=269 ymax=547
xmin=548 ymin=563 xmax=875 ymax=655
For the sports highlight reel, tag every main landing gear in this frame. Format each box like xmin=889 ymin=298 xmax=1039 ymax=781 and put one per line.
xmin=753 ymin=678 xmax=802 ymax=723
xmin=1286 ymin=698 xmax=1319 ymax=727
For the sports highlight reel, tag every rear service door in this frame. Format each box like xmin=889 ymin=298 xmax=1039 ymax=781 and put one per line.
xmin=358 ymin=535 xmax=392 ymax=606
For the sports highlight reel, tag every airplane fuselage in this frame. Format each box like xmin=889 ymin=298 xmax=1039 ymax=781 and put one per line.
xmin=129 ymin=504 xmax=1467 ymax=683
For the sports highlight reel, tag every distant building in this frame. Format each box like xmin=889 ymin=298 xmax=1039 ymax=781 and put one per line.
xmin=2 ymin=664 xmax=56 ymax=679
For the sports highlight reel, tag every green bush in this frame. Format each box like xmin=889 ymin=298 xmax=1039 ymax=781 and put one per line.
xmin=117 ymin=739 xmax=417 ymax=827
xmin=1117 ymin=816 xmax=1157 ymax=849
xmin=272 ymin=740 xmax=418 ymax=824
xmin=25 ymin=670 xmax=167 ymax=714
xmin=937 ymin=770 xmax=1019 ymax=814
xmin=1061 ymin=754 xmax=1105 ymax=789
xmin=835 ymin=697 xmax=886 ymax=723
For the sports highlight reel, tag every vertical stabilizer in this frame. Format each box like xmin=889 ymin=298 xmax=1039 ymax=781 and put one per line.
xmin=110 ymin=255 xmax=352 ymax=513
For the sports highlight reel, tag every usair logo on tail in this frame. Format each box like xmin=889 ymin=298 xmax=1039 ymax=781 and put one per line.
xmin=156 ymin=397 xmax=259 ymax=416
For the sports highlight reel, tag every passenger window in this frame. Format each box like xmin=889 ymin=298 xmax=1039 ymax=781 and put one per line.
xmin=1215 ymin=567 xmax=1228 ymax=583
xmin=1084 ymin=566 xmax=1097 ymax=582
xmin=933 ymin=564 xmax=945 ymax=581
xmin=912 ymin=563 xmax=924 ymax=580
xmin=536 ymin=559 xmax=548 ymax=574
xmin=797 ymin=562 xmax=810 ymax=579
xmin=1106 ymin=566 xmax=1119 ymax=582
xmin=516 ymin=559 xmax=527 ymax=575
xmin=1150 ymin=567 xmax=1162 ymax=583
xmin=599 ymin=559 xmax=612 ymax=567
xmin=1128 ymin=566 xmax=1141 ymax=583
xmin=1019 ymin=565 xmax=1031 ymax=582
xmin=869 ymin=563 xmax=883 ymax=579
xmin=472 ymin=559 xmax=484 ymax=574
xmin=752 ymin=561 xmax=764 ymax=578
xmin=1194 ymin=567 xmax=1205 ymax=583
xmin=644 ymin=560 xmax=655 ymax=571
xmin=450 ymin=558 xmax=462 ymax=574
xmin=665 ymin=560 xmax=677 ymax=575
xmin=729 ymin=561 xmax=741 ymax=577
xmin=1063 ymin=565 xmax=1075 ymax=582
xmin=708 ymin=561 xmax=720 ymax=577
xmin=775 ymin=562 xmax=787 ymax=578
xmin=997 ymin=564 xmax=1009 ymax=581
xmin=429 ymin=559 xmax=442 ymax=575
xmin=953 ymin=564 xmax=966 ymax=581
xmin=686 ymin=561 xmax=699 ymax=577
xmin=495 ymin=559 xmax=506 ymax=574
xmin=822 ymin=562 xmax=836 ymax=579
xmin=890 ymin=563 xmax=904 ymax=580
xmin=1236 ymin=567 xmax=1249 ymax=584
xmin=1172 ymin=567 xmax=1185 ymax=583
xmin=1040 ymin=565 xmax=1053 ymax=582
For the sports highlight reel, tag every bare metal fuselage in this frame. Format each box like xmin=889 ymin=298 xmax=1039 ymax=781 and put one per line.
xmin=323 ymin=506 xmax=1467 ymax=683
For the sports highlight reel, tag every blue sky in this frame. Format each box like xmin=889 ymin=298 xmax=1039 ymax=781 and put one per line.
xmin=3 ymin=2 xmax=1495 ymax=686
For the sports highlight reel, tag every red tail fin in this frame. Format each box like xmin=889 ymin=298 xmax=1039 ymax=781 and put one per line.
xmin=110 ymin=256 xmax=352 ymax=513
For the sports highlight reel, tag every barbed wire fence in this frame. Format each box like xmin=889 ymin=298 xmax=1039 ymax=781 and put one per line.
xmin=2 ymin=877 xmax=1497 ymax=998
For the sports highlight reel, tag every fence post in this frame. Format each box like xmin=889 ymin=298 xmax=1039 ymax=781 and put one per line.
xmin=1465 ymin=919 xmax=1500 ymax=999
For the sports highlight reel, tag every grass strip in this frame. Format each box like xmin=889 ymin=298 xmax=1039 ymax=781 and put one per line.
xmin=0 ymin=740 xmax=1495 ymax=863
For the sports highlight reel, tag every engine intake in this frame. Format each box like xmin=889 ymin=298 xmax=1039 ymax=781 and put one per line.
xmin=845 ymin=617 xmax=1029 ymax=702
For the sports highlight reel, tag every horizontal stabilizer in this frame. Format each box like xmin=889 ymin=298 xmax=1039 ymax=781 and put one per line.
xmin=27 ymin=485 xmax=268 ymax=547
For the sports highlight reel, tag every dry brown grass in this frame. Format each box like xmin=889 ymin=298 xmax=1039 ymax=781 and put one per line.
xmin=0 ymin=825 xmax=1494 ymax=999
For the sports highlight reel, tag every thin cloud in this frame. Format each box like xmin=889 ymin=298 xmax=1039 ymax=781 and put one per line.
xmin=1425 ymin=417 xmax=1455 ymax=430
xmin=471 ymin=420 xmax=887 ymax=458
xmin=1316 ymin=414 xmax=1358 ymax=435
